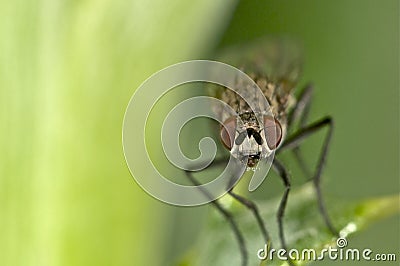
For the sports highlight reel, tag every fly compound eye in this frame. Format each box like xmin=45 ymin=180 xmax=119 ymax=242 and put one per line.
xmin=220 ymin=116 xmax=237 ymax=150
xmin=263 ymin=116 xmax=283 ymax=149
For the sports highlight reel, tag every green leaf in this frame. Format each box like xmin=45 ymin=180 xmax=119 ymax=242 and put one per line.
xmin=181 ymin=183 xmax=399 ymax=266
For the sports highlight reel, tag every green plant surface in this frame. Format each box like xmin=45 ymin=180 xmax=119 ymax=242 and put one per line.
xmin=0 ymin=1 xmax=237 ymax=266
xmin=181 ymin=183 xmax=399 ymax=266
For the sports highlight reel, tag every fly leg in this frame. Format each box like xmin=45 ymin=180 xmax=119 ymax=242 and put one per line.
xmin=271 ymin=158 xmax=294 ymax=265
xmin=287 ymin=84 xmax=313 ymax=179
xmin=185 ymin=158 xmax=248 ymax=266
xmin=278 ymin=117 xmax=338 ymax=236
xmin=227 ymin=189 xmax=271 ymax=247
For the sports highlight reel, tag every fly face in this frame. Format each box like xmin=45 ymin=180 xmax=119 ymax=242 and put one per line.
xmin=220 ymin=111 xmax=283 ymax=169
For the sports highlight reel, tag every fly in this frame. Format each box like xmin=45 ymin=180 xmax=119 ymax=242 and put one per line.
xmin=185 ymin=37 xmax=338 ymax=266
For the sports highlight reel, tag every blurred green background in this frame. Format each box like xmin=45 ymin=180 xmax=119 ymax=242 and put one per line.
xmin=1 ymin=0 xmax=398 ymax=266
